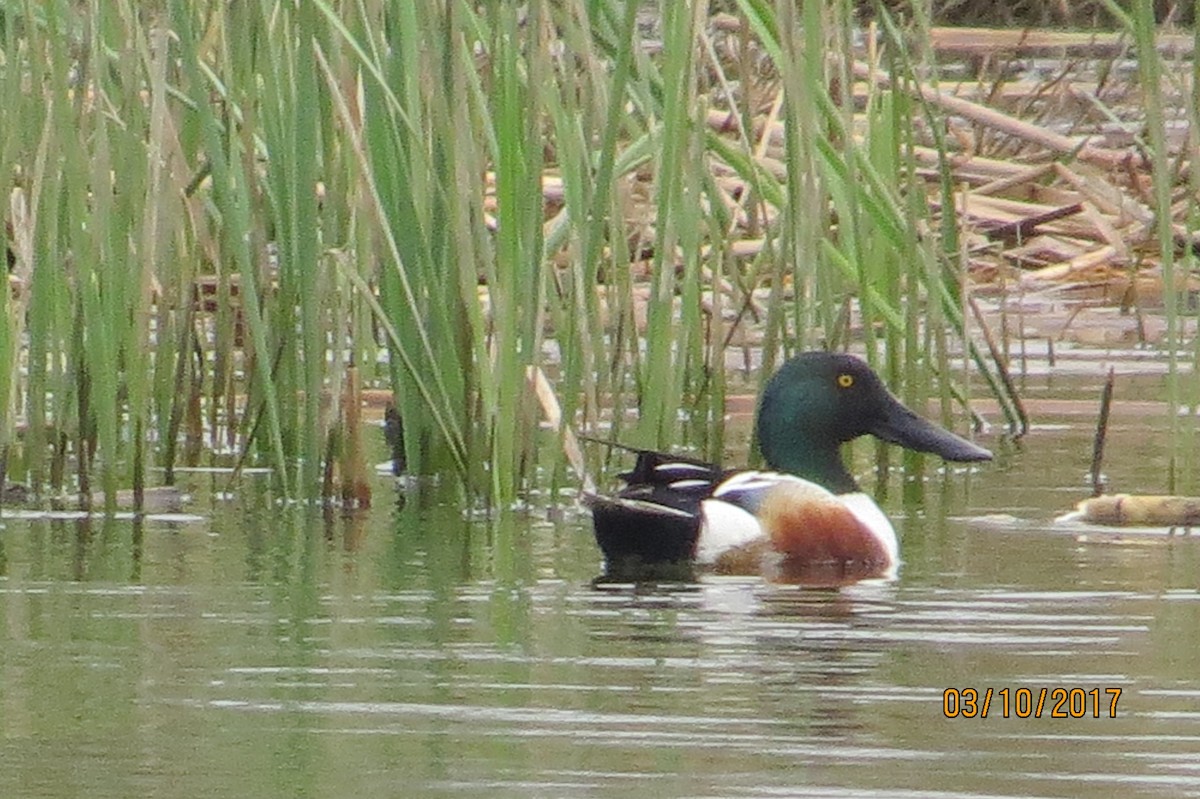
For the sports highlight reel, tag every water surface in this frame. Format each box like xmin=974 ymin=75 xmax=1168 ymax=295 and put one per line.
xmin=1 ymin=392 xmax=1199 ymax=798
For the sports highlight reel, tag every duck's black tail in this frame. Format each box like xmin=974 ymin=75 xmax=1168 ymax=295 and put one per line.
xmin=582 ymin=445 xmax=730 ymax=580
xmin=585 ymin=492 xmax=701 ymax=579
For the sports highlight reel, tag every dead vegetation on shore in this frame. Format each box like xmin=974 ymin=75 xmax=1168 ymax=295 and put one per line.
xmin=496 ymin=19 xmax=1199 ymax=351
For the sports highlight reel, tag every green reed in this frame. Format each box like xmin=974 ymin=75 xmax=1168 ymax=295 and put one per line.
xmin=1097 ymin=0 xmax=1197 ymax=493
xmin=3 ymin=0 xmax=1138 ymax=509
xmin=730 ymin=0 xmax=1017 ymax=486
xmin=1188 ymin=10 xmax=1200 ymax=491
xmin=1129 ymin=0 xmax=1183 ymax=492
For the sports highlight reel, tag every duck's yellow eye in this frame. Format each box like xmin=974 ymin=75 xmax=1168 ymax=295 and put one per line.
xmin=837 ymin=373 xmax=854 ymax=388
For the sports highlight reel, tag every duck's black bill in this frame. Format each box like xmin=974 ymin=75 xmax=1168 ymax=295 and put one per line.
xmin=868 ymin=393 xmax=992 ymax=462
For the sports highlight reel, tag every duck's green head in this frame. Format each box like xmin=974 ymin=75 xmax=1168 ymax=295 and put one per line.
xmin=756 ymin=352 xmax=992 ymax=493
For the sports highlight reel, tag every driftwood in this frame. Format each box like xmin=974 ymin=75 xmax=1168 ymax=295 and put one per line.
xmin=851 ymin=61 xmax=1140 ymax=170
xmin=1069 ymin=494 xmax=1200 ymax=528
xmin=927 ymin=27 xmax=1193 ymax=58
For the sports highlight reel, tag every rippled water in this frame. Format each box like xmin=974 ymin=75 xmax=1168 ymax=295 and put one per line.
xmin=2 ymin=401 xmax=1199 ymax=798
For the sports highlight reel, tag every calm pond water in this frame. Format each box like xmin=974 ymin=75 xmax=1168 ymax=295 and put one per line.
xmin=2 ymin=368 xmax=1200 ymax=799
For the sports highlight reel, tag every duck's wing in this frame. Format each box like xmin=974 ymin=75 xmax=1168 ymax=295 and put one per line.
xmin=582 ymin=448 xmax=723 ymax=512
xmin=707 ymin=470 xmax=810 ymax=511
xmin=585 ymin=450 xmax=727 ymax=576
xmin=616 ymin=450 xmax=724 ymax=487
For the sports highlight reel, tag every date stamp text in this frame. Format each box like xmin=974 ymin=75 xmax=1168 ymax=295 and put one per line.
xmin=943 ymin=686 xmax=1122 ymax=718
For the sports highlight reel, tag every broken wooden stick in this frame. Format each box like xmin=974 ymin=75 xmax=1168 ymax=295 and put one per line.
xmin=1089 ymin=367 xmax=1115 ymax=497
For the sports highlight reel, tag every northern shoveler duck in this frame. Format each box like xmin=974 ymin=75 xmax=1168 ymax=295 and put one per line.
xmin=587 ymin=351 xmax=992 ymax=583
